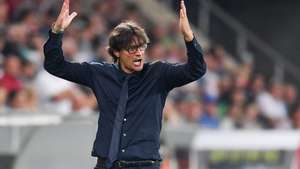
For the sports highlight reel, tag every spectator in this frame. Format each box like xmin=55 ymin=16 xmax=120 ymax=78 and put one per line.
xmin=248 ymin=74 xmax=266 ymax=103
xmin=201 ymin=51 xmax=220 ymax=100
xmin=283 ymin=83 xmax=298 ymax=116
xmin=0 ymin=86 xmax=8 ymax=112
xmin=221 ymin=104 xmax=242 ymax=129
xmin=6 ymin=86 xmax=37 ymax=111
xmin=0 ymin=54 xmax=23 ymax=93
xmin=0 ymin=0 xmax=8 ymax=27
xmin=163 ymin=100 xmax=184 ymax=126
xmin=199 ymin=96 xmax=219 ymax=129
xmin=174 ymin=92 xmax=203 ymax=124
xmin=291 ymin=104 xmax=300 ymax=129
xmin=242 ymin=103 xmax=263 ymax=129
xmin=34 ymin=69 xmax=74 ymax=115
xmin=256 ymin=82 xmax=290 ymax=128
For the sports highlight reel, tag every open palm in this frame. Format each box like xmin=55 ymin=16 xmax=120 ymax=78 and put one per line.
xmin=53 ymin=0 xmax=77 ymax=32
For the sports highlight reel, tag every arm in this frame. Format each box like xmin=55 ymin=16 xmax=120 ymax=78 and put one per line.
xmin=43 ymin=31 xmax=94 ymax=87
xmin=162 ymin=0 xmax=206 ymax=89
xmin=43 ymin=0 xmax=93 ymax=87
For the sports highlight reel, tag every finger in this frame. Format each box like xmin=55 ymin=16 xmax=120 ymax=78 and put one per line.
xmin=65 ymin=0 xmax=70 ymax=13
xmin=58 ymin=0 xmax=68 ymax=18
xmin=65 ymin=0 xmax=70 ymax=8
xmin=62 ymin=0 xmax=69 ymax=13
xmin=180 ymin=0 xmax=187 ymax=15
xmin=180 ymin=8 xmax=185 ymax=18
xmin=62 ymin=0 xmax=69 ymax=10
xmin=68 ymin=12 xmax=78 ymax=21
xmin=59 ymin=0 xmax=66 ymax=15
xmin=179 ymin=0 xmax=184 ymax=18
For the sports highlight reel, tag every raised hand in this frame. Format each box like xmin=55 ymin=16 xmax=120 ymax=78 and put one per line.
xmin=52 ymin=0 xmax=77 ymax=33
xmin=179 ymin=0 xmax=194 ymax=42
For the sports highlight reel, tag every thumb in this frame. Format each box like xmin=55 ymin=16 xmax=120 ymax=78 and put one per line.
xmin=68 ymin=12 xmax=78 ymax=22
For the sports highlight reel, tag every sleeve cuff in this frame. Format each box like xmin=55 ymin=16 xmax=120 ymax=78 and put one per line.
xmin=185 ymin=37 xmax=202 ymax=51
xmin=48 ymin=29 xmax=64 ymax=40
xmin=185 ymin=36 xmax=196 ymax=44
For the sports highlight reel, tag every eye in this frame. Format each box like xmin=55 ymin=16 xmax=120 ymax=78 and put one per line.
xmin=126 ymin=44 xmax=147 ymax=54
xmin=141 ymin=44 xmax=148 ymax=50
xmin=127 ymin=47 xmax=136 ymax=53
xmin=128 ymin=48 xmax=134 ymax=52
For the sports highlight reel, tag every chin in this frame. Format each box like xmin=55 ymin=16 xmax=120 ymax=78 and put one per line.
xmin=132 ymin=64 xmax=144 ymax=72
xmin=134 ymin=66 xmax=143 ymax=72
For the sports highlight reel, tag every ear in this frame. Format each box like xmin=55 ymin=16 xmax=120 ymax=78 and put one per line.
xmin=113 ymin=51 xmax=120 ymax=58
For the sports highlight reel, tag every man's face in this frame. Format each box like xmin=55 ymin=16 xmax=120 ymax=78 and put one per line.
xmin=117 ymin=44 xmax=147 ymax=73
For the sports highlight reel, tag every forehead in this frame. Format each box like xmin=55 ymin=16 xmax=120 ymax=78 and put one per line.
xmin=128 ymin=36 xmax=146 ymax=46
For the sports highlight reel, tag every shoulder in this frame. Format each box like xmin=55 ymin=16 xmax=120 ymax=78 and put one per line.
xmin=89 ymin=61 xmax=112 ymax=67
xmin=147 ymin=60 xmax=169 ymax=68
xmin=143 ymin=60 xmax=172 ymax=78
xmin=85 ymin=61 xmax=115 ymax=73
xmin=144 ymin=60 xmax=166 ymax=72
xmin=88 ymin=61 xmax=114 ymax=68
xmin=147 ymin=60 xmax=182 ymax=70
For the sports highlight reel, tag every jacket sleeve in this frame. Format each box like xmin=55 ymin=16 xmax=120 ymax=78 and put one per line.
xmin=43 ymin=30 xmax=94 ymax=88
xmin=161 ymin=37 xmax=206 ymax=90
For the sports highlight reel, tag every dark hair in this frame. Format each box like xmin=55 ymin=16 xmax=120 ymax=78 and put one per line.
xmin=107 ymin=21 xmax=150 ymax=62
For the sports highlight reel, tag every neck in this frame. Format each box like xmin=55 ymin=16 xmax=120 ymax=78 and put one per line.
xmin=118 ymin=62 xmax=134 ymax=74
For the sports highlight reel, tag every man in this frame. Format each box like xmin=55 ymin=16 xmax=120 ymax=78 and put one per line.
xmin=43 ymin=0 xmax=206 ymax=168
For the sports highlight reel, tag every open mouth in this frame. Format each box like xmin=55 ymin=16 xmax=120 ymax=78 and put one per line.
xmin=133 ymin=59 xmax=142 ymax=66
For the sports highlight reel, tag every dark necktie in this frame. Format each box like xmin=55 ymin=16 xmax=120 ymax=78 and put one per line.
xmin=107 ymin=76 xmax=129 ymax=168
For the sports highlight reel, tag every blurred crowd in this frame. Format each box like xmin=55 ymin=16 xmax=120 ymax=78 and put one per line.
xmin=0 ymin=0 xmax=299 ymax=130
